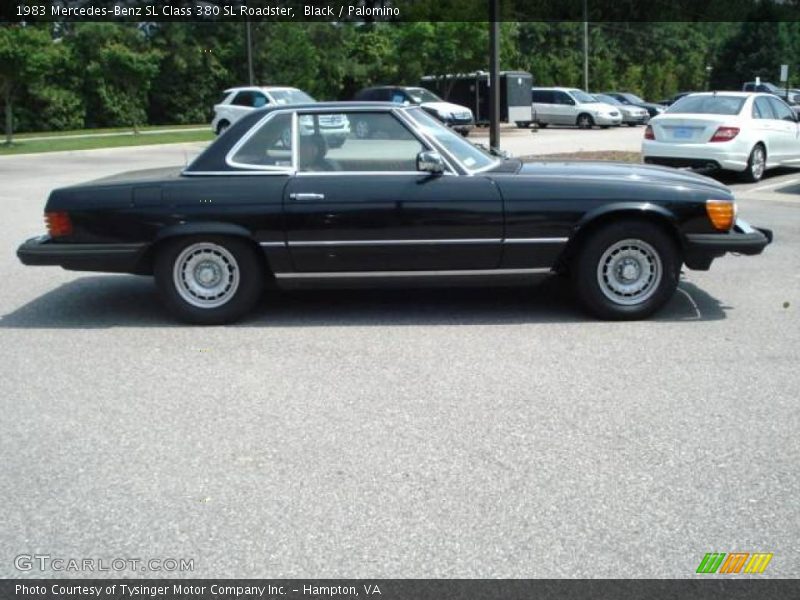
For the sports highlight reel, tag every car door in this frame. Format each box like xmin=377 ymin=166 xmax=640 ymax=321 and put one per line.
xmin=227 ymin=91 xmax=259 ymax=123
xmin=751 ymin=96 xmax=779 ymax=159
xmin=766 ymin=96 xmax=800 ymax=164
xmin=282 ymin=109 xmax=503 ymax=273
xmin=552 ymin=91 xmax=577 ymax=125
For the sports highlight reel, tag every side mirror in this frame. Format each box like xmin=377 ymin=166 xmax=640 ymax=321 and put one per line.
xmin=417 ymin=150 xmax=445 ymax=175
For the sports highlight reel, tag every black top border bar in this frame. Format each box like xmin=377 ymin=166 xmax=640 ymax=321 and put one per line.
xmin=4 ymin=0 xmax=800 ymax=23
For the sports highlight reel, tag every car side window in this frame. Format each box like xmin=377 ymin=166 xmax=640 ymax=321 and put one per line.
xmin=231 ymin=91 xmax=254 ymax=107
xmin=753 ymin=97 xmax=773 ymax=119
xmin=554 ymin=91 xmax=574 ymax=105
xmin=767 ymin=96 xmax=795 ymax=121
xmin=297 ymin=111 xmax=425 ymax=173
xmin=391 ymin=91 xmax=406 ymax=103
xmin=229 ymin=112 xmax=293 ymax=169
xmin=252 ymin=93 xmax=269 ymax=108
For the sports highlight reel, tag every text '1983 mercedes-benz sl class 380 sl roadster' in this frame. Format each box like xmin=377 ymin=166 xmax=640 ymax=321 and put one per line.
xmin=17 ymin=102 xmax=772 ymax=324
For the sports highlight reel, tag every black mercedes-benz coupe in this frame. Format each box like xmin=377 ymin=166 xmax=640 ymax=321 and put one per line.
xmin=18 ymin=102 xmax=771 ymax=324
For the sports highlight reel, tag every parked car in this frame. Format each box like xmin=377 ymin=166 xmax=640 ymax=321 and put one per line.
xmin=657 ymin=92 xmax=694 ymax=107
xmin=642 ymin=92 xmax=800 ymax=182
xmin=742 ymin=81 xmax=800 ymax=104
xmin=353 ymin=86 xmax=474 ymax=136
xmin=531 ymin=87 xmax=622 ymax=129
xmin=18 ymin=101 xmax=771 ymax=324
xmin=592 ymin=93 xmax=649 ymax=126
xmin=602 ymin=91 xmax=665 ymax=118
xmin=211 ymin=86 xmax=350 ymax=148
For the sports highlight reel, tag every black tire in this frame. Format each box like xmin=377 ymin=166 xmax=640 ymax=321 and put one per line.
xmin=154 ymin=236 xmax=264 ymax=325
xmin=627 ymin=123 xmax=637 ymax=127
xmin=515 ymin=121 xmax=531 ymax=129
xmin=460 ymin=130 xmax=470 ymax=137
xmin=571 ymin=220 xmax=680 ymax=320
xmin=216 ymin=120 xmax=230 ymax=136
xmin=577 ymin=113 xmax=594 ymax=129
xmin=538 ymin=122 xmax=548 ymax=129
xmin=740 ymin=144 xmax=767 ymax=183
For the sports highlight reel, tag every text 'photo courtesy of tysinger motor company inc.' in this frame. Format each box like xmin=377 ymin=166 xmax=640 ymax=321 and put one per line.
xmin=0 ymin=0 xmax=797 ymax=598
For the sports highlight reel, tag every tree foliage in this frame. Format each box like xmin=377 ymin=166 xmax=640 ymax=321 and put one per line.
xmin=0 ymin=21 xmax=798 ymax=134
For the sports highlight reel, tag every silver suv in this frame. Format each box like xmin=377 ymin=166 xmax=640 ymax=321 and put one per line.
xmin=532 ymin=87 xmax=622 ymax=129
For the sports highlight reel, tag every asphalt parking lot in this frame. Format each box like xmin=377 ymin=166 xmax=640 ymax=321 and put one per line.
xmin=1 ymin=141 xmax=798 ymax=578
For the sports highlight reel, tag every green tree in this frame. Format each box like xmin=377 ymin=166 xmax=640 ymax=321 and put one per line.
xmin=0 ymin=25 xmax=56 ymax=143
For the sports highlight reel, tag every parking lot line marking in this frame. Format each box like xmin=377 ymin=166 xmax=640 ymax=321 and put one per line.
xmin=678 ymin=287 xmax=702 ymax=319
xmin=748 ymin=178 xmax=800 ymax=193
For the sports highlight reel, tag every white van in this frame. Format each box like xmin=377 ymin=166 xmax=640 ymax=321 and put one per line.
xmin=532 ymin=87 xmax=622 ymax=129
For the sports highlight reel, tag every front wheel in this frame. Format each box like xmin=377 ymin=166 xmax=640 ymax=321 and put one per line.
xmin=572 ymin=221 xmax=680 ymax=320
xmin=154 ymin=237 xmax=264 ymax=324
xmin=577 ymin=114 xmax=594 ymax=129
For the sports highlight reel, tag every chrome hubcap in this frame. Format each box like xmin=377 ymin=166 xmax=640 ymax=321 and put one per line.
xmin=752 ymin=148 xmax=765 ymax=178
xmin=173 ymin=243 xmax=240 ymax=309
xmin=597 ymin=239 xmax=662 ymax=306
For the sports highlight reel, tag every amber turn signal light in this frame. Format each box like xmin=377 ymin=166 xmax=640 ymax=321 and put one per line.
xmin=45 ymin=211 xmax=73 ymax=237
xmin=706 ymin=200 xmax=735 ymax=231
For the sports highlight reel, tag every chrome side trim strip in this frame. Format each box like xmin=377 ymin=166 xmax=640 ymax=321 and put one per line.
xmin=259 ymin=241 xmax=287 ymax=247
xmin=275 ymin=268 xmax=551 ymax=279
xmin=504 ymin=237 xmax=569 ymax=244
xmin=288 ymin=238 xmax=501 ymax=247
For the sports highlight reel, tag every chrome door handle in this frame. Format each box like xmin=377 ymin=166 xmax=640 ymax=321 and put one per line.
xmin=289 ymin=192 xmax=325 ymax=201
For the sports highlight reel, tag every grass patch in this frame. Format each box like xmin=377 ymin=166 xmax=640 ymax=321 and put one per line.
xmin=0 ymin=130 xmax=214 ymax=156
xmin=522 ymin=151 xmax=642 ymax=163
xmin=14 ymin=123 xmax=207 ymax=139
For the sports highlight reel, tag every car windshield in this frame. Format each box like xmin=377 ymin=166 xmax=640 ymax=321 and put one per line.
xmin=667 ymin=95 xmax=746 ymax=115
xmin=406 ymin=107 xmax=497 ymax=171
xmin=595 ymin=94 xmax=620 ymax=105
xmin=623 ymin=93 xmax=645 ymax=104
xmin=268 ymin=89 xmax=315 ymax=105
xmin=570 ymin=89 xmax=597 ymax=103
xmin=406 ymin=88 xmax=442 ymax=104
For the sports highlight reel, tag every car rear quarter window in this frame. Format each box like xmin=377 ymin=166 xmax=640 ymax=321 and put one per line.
xmin=667 ymin=95 xmax=745 ymax=115
xmin=532 ymin=90 xmax=553 ymax=103
xmin=753 ymin=96 xmax=775 ymax=119
xmin=229 ymin=112 xmax=293 ymax=170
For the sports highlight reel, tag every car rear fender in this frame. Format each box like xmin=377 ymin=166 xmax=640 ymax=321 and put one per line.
xmin=136 ymin=222 xmax=271 ymax=276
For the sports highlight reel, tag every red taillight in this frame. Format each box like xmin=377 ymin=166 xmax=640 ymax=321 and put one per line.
xmin=45 ymin=211 xmax=73 ymax=237
xmin=644 ymin=125 xmax=655 ymax=140
xmin=710 ymin=126 xmax=740 ymax=142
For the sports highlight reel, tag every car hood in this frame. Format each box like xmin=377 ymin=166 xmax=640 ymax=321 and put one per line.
xmin=517 ymin=160 xmax=732 ymax=196
xmin=421 ymin=101 xmax=472 ymax=116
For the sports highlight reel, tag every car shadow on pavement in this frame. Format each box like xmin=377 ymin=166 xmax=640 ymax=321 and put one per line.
xmin=0 ymin=274 xmax=726 ymax=329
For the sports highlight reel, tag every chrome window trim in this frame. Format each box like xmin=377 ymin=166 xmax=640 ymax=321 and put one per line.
xmin=294 ymin=171 xmax=456 ymax=178
xmin=183 ymin=170 xmax=294 ymax=177
xmin=225 ymin=109 xmax=297 ymax=172
xmin=274 ymin=268 xmax=551 ymax=279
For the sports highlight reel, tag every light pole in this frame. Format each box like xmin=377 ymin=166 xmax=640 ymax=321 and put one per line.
xmin=583 ymin=0 xmax=589 ymax=91
xmin=246 ymin=19 xmax=254 ymax=85
xmin=489 ymin=0 xmax=500 ymax=151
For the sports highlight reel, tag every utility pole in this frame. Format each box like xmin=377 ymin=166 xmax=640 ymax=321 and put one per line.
xmin=583 ymin=0 xmax=589 ymax=91
xmin=246 ymin=19 xmax=254 ymax=85
xmin=489 ymin=0 xmax=500 ymax=151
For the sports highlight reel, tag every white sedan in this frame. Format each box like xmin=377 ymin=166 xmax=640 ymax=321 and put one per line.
xmin=642 ymin=92 xmax=800 ymax=182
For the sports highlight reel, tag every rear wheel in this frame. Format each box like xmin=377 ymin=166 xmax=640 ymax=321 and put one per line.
xmin=154 ymin=236 xmax=264 ymax=325
xmin=741 ymin=144 xmax=766 ymax=183
xmin=572 ymin=221 xmax=680 ymax=320
xmin=577 ymin=114 xmax=594 ymax=129
xmin=516 ymin=121 xmax=531 ymax=129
